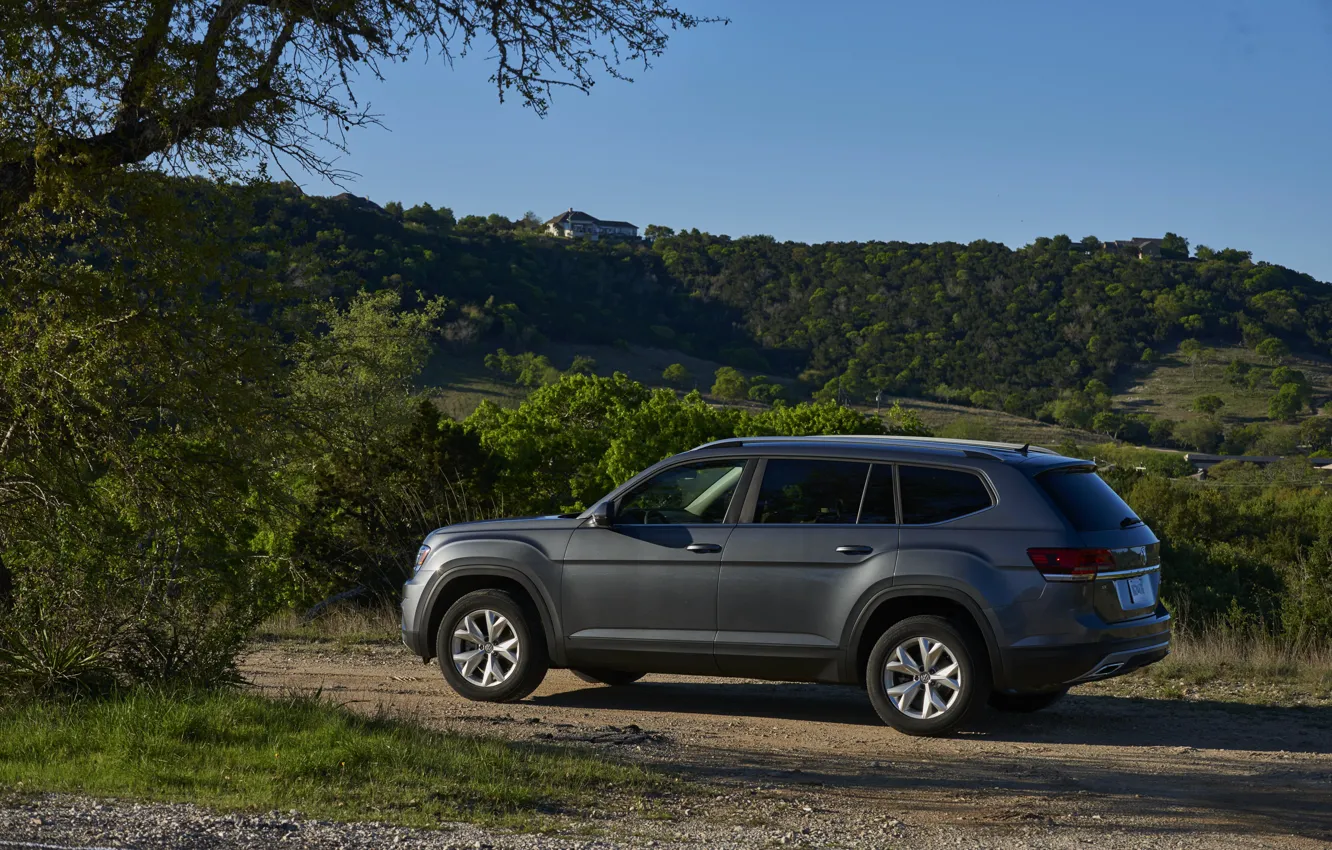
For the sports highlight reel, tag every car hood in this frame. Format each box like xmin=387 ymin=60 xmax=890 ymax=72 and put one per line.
xmin=426 ymin=515 xmax=585 ymax=539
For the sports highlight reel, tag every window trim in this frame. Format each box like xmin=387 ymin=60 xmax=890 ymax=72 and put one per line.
xmin=894 ymin=461 xmax=998 ymax=526
xmin=611 ymin=457 xmax=756 ymax=526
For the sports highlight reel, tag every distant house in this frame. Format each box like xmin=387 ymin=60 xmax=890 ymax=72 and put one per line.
xmin=544 ymin=209 xmax=639 ymax=241
xmin=1102 ymin=237 xmax=1163 ymax=259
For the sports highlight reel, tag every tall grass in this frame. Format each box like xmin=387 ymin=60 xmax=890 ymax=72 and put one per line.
xmin=1148 ymin=626 xmax=1332 ymax=688
xmin=255 ymin=602 xmax=401 ymax=647
xmin=0 ymin=690 xmax=669 ymax=828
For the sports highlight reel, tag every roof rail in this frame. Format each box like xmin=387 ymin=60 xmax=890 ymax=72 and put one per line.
xmin=691 ymin=435 xmax=1056 ymax=457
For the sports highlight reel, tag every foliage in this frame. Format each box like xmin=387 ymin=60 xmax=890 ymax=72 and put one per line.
xmin=484 ymin=348 xmax=562 ymax=388
xmin=711 ymin=366 xmax=749 ymax=400
xmin=1118 ymin=463 xmax=1332 ymax=642
xmin=1193 ymin=394 xmax=1225 ymax=415
xmin=1300 ymin=417 xmax=1332 ymax=453
xmin=466 ymin=373 xmax=926 ymax=514
xmin=0 ymin=690 xmax=668 ymax=828
xmin=0 ymin=0 xmax=719 ymax=210
xmin=662 ymin=362 xmax=691 ymax=386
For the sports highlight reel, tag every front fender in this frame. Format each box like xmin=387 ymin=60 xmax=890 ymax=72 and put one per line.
xmin=414 ymin=535 xmax=567 ymax=666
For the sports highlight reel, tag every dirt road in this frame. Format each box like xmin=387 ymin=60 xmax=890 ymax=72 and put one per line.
xmin=241 ymin=641 xmax=1332 ymax=849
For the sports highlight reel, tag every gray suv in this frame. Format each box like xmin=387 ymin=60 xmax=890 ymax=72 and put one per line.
xmin=401 ymin=436 xmax=1171 ymax=735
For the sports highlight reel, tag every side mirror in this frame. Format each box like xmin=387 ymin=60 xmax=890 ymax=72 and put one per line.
xmin=589 ymin=502 xmax=613 ymax=528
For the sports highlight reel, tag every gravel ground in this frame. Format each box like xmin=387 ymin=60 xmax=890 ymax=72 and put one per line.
xmin=3 ymin=640 xmax=1330 ymax=850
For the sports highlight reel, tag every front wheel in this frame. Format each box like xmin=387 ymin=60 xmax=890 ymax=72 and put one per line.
xmin=989 ymin=688 xmax=1068 ymax=713
xmin=437 ymin=589 xmax=548 ymax=702
xmin=866 ymin=615 xmax=990 ymax=736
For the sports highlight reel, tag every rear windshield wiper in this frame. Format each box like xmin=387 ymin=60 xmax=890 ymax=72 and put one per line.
xmin=1120 ymin=515 xmax=1143 ymax=528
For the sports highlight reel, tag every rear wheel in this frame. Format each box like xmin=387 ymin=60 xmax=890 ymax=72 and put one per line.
xmin=989 ymin=688 xmax=1068 ymax=713
xmin=437 ymin=589 xmax=548 ymax=702
xmin=866 ymin=615 xmax=990 ymax=736
xmin=571 ymin=669 xmax=645 ymax=686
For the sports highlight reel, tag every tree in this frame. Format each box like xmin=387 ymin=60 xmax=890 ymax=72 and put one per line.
xmin=661 ymin=363 xmax=691 ymax=386
xmin=1255 ymin=337 xmax=1290 ymax=364
xmin=1269 ymin=383 xmax=1309 ymax=421
xmin=1192 ymin=395 xmax=1225 ymax=416
xmin=0 ymin=1 xmax=721 ymax=212
xmin=567 ymin=355 xmax=598 ymax=376
xmin=645 ymin=224 xmax=676 ymax=240
xmin=1299 ymin=417 xmax=1332 ymax=453
xmin=1174 ymin=418 xmax=1224 ymax=452
xmin=1178 ymin=339 xmax=1209 ymax=381
xmin=1160 ymin=232 xmax=1190 ymax=260
xmin=711 ymin=367 xmax=748 ymax=401
xmin=747 ymin=378 xmax=786 ymax=405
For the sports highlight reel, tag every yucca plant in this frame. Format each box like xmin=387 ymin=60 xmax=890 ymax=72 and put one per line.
xmin=0 ymin=621 xmax=115 ymax=697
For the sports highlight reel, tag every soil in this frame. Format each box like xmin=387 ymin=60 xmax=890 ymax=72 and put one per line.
xmin=226 ymin=641 xmax=1332 ymax=849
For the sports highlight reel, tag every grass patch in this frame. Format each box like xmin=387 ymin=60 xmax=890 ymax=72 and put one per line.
xmin=1084 ymin=628 xmax=1332 ymax=706
xmin=0 ymin=689 xmax=671 ymax=828
xmin=256 ymin=603 xmax=400 ymax=648
xmin=1114 ymin=343 xmax=1332 ymax=427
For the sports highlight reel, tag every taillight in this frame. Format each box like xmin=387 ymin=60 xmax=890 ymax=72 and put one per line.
xmin=1027 ymin=548 xmax=1114 ymax=580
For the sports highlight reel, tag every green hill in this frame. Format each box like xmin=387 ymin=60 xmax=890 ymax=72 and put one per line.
xmin=235 ymin=182 xmax=1332 ymax=450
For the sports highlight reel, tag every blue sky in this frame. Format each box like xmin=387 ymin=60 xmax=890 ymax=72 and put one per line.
xmin=301 ymin=0 xmax=1332 ymax=281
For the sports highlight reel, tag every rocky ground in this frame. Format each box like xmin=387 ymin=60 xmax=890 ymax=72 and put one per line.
xmin=3 ymin=640 xmax=1330 ymax=849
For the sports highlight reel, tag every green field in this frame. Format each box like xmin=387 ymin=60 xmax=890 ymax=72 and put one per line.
xmin=0 ymin=690 xmax=668 ymax=829
xmin=1114 ymin=343 xmax=1332 ymax=428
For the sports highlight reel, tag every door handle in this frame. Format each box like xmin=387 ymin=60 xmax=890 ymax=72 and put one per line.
xmin=836 ymin=545 xmax=873 ymax=556
xmin=686 ymin=543 xmax=722 ymax=553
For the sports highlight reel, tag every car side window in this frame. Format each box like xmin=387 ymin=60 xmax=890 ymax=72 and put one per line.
xmin=616 ymin=459 xmax=747 ymax=525
xmin=898 ymin=465 xmax=993 ymax=524
xmin=754 ymin=459 xmax=870 ymax=524
xmin=858 ymin=464 xmax=897 ymax=524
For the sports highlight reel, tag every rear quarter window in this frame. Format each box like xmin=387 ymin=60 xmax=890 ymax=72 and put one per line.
xmin=898 ymin=465 xmax=993 ymax=524
xmin=1036 ymin=467 xmax=1137 ymax=532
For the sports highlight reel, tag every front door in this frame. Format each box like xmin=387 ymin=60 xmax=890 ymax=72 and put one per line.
xmin=561 ymin=457 xmax=751 ymax=675
xmin=718 ymin=459 xmax=900 ymax=681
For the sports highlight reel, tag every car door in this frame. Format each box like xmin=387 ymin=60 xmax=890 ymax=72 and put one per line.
xmin=717 ymin=458 xmax=900 ymax=681
xmin=561 ymin=457 xmax=753 ymax=675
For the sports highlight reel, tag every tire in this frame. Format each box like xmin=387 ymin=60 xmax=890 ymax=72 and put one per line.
xmin=866 ymin=614 xmax=991 ymax=736
xmin=571 ymin=669 xmax=646 ymax=686
xmin=436 ymin=589 xmax=548 ymax=702
xmin=989 ymin=688 xmax=1068 ymax=713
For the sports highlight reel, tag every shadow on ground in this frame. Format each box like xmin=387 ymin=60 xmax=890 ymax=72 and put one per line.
xmin=533 ymin=681 xmax=1332 ymax=753
xmin=536 ymin=681 xmax=1332 ymax=841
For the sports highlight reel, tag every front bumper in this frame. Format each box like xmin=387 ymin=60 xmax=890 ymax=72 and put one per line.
xmin=400 ymin=576 xmax=430 ymax=658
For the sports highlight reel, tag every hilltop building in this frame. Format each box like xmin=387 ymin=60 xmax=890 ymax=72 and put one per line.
xmin=545 ymin=209 xmax=639 ymax=241
xmin=1102 ymin=237 xmax=1163 ymax=259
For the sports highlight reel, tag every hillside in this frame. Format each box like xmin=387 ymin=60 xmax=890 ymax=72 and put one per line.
xmin=231 ymin=182 xmax=1332 ymax=450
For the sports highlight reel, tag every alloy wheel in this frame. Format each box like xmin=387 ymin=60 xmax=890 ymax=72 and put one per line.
xmin=450 ymin=609 xmax=521 ymax=687
xmin=883 ymin=635 xmax=963 ymax=720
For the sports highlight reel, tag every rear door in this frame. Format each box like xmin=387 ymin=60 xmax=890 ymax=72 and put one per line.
xmin=716 ymin=458 xmax=900 ymax=681
xmin=1035 ymin=465 xmax=1162 ymax=622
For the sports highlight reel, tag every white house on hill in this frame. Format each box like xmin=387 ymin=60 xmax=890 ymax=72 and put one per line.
xmin=544 ymin=209 xmax=638 ymax=241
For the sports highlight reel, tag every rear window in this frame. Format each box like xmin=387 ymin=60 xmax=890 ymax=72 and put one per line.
xmin=754 ymin=459 xmax=869 ymax=524
xmin=1037 ymin=467 xmax=1137 ymax=532
xmin=898 ymin=465 xmax=993 ymax=524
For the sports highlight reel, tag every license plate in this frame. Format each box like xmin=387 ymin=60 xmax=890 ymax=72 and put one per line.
xmin=1126 ymin=574 xmax=1149 ymax=606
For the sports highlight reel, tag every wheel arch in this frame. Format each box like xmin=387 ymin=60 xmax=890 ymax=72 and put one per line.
xmin=422 ymin=566 xmax=564 ymax=666
xmin=844 ymin=585 xmax=1003 ymax=686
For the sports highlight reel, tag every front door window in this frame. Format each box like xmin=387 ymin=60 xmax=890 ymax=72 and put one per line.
xmin=616 ymin=460 xmax=747 ymax=524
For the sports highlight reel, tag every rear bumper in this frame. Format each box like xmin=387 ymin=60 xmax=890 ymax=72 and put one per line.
xmin=996 ymin=612 xmax=1172 ymax=692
